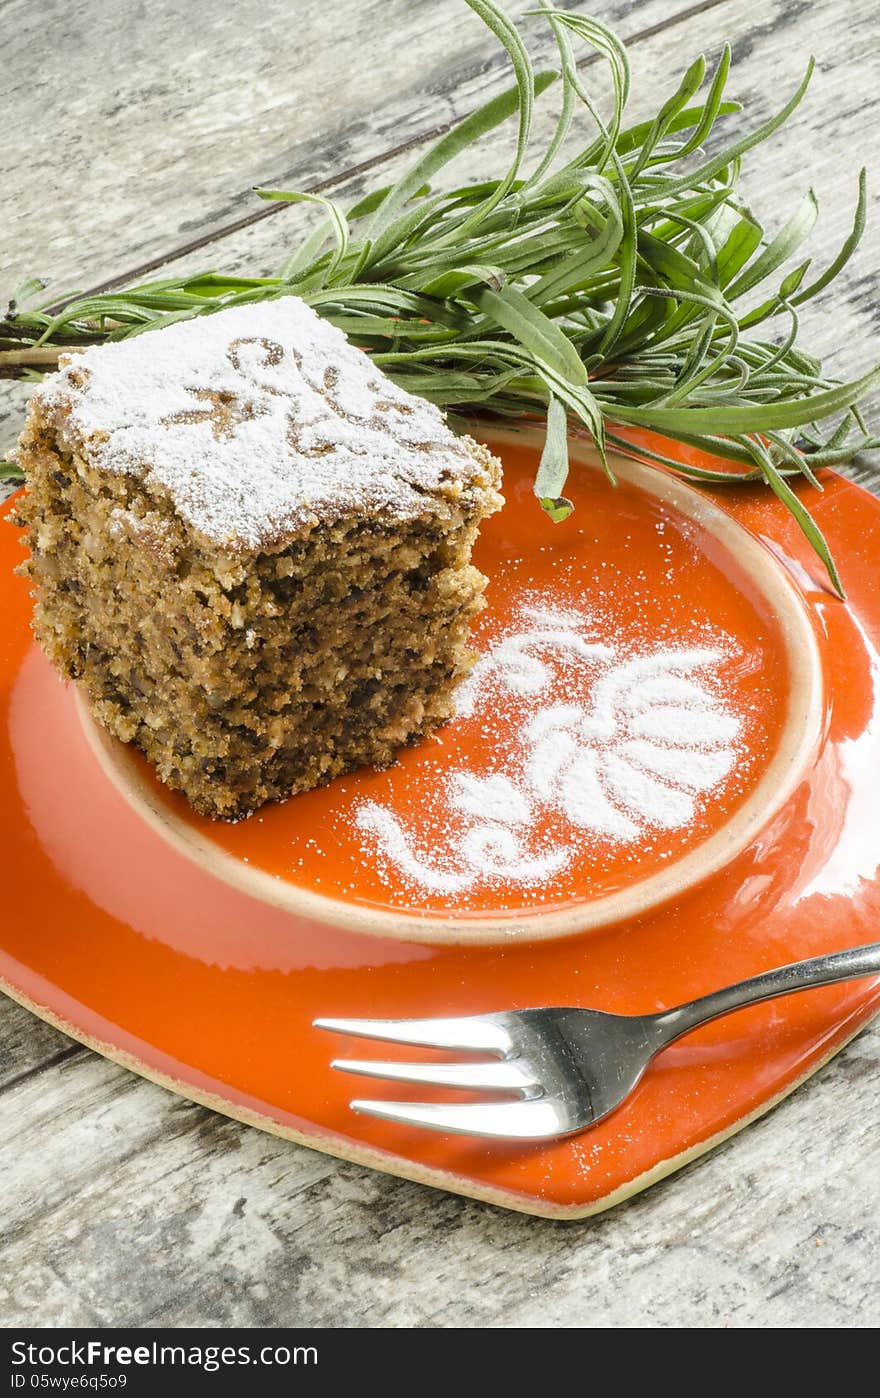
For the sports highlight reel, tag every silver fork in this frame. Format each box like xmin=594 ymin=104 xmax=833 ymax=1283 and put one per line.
xmin=315 ymin=941 xmax=880 ymax=1139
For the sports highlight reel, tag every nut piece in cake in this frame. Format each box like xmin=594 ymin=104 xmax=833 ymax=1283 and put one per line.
xmin=14 ymin=297 xmax=503 ymax=818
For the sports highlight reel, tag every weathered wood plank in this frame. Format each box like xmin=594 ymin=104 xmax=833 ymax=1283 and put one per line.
xmin=0 ymin=1026 xmax=877 ymax=1326
xmin=3 ymin=0 xmax=878 ymax=461
xmin=0 ymin=999 xmax=81 ymax=1088
xmin=0 ymin=0 xmax=705 ymax=297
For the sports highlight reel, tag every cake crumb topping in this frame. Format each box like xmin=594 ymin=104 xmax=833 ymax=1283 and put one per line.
xmin=33 ymin=297 xmax=493 ymax=549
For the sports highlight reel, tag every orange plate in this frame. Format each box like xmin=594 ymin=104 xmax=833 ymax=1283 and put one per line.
xmin=1 ymin=426 xmax=879 ymax=1217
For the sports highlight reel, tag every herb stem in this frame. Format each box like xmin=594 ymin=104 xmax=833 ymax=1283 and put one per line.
xmin=2 ymin=1 xmax=875 ymax=595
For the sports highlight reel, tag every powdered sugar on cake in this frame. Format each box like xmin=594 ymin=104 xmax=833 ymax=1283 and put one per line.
xmin=354 ymin=603 xmax=746 ymax=896
xmin=34 ymin=298 xmax=489 ymax=548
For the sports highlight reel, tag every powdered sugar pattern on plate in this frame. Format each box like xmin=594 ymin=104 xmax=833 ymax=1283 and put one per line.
xmin=32 ymin=297 xmax=489 ymax=548
xmin=355 ymin=604 xmax=743 ymax=895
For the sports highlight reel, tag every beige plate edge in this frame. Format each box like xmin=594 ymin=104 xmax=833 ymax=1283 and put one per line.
xmin=3 ymin=971 xmax=876 ymax=1220
xmin=76 ymin=426 xmax=826 ymax=947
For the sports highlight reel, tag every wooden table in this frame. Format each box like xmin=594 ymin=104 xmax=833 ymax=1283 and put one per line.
xmin=2 ymin=0 xmax=878 ymax=1328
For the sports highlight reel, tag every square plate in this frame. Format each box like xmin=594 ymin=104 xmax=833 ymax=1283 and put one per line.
xmin=2 ymin=427 xmax=879 ymax=1216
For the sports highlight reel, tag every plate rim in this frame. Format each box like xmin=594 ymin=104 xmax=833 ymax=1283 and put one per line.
xmin=77 ymin=423 xmax=825 ymax=945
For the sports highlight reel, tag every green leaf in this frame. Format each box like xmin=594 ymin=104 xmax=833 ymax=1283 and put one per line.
xmin=714 ymin=214 xmax=765 ymax=289
xmin=675 ymin=44 xmax=732 ymax=157
xmin=361 ymin=193 xmax=451 ymax=270
xmin=636 ymin=230 xmax=720 ymax=299
xmin=628 ymin=54 xmax=706 ymax=179
xmin=746 ymin=436 xmax=844 ymax=596
xmin=653 ymin=59 xmax=815 ymax=197
xmin=725 ymin=192 xmax=819 ymax=300
xmin=475 ymin=284 xmax=588 ymax=385
xmin=8 ymin=277 xmax=46 ymax=313
xmin=603 ymin=361 xmax=880 ymax=432
xmin=791 ymin=169 xmax=867 ymax=305
xmin=613 ymin=98 xmax=741 ymax=159
xmin=347 ymin=182 xmax=431 ymax=220
xmin=416 ymin=264 xmax=506 ymax=297
xmin=527 ymin=184 xmax=623 ymax=302
xmin=366 ymin=68 xmax=557 ymax=241
xmin=535 ymin=394 xmax=574 ymax=519
xmin=526 ymin=2 xmax=577 ymax=186
xmin=539 ymin=9 xmax=631 ymax=169
xmin=254 ymin=187 xmax=349 ymax=284
xmin=552 ymin=45 xmax=638 ymax=359
xmin=453 ymin=0 xmax=537 ymax=233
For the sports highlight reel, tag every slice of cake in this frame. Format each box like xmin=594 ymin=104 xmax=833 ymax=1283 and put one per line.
xmin=14 ymin=297 xmax=502 ymax=818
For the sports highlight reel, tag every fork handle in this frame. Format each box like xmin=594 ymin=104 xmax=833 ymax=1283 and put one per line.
xmin=652 ymin=940 xmax=880 ymax=1046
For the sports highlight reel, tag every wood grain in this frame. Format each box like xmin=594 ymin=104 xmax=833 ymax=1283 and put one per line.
xmin=0 ymin=0 xmax=710 ymax=296
xmin=0 ymin=1000 xmax=81 ymax=1089
xmin=1 ymin=0 xmax=879 ymax=1328
xmin=0 ymin=1033 xmax=877 ymax=1326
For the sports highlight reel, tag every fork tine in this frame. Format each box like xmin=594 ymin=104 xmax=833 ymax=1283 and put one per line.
xmin=313 ymin=1015 xmax=512 ymax=1054
xmin=351 ymin=1096 xmax=566 ymax=1140
xmin=332 ymin=1057 xmax=534 ymax=1093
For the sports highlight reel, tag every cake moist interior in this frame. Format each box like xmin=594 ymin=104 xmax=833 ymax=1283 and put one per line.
xmin=17 ymin=407 xmax=497 ymax=819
